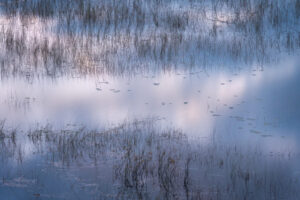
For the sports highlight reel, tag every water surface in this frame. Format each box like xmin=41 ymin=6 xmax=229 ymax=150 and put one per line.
xmin=0 ymin=0 xmax=299 ymax=199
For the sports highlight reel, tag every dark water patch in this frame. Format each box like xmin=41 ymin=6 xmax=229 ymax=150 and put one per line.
xmin=0 ymin=119 xmax=300 ymax=199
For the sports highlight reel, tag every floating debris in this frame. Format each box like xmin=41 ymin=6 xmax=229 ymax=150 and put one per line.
xmin=261 ymin=135 xmax=273 ymax=138
xmin=184 ymin=102 xmax=188 ymax=104
xmin=250 ymin=129 xmax=261 ymax=134
xmin=232 ymin=116 xmax=244 ymax=121
xmin=153 ymin=83 xmax=160 ymax=86
xmin=264 ymin=122 xmax=272 ymax=126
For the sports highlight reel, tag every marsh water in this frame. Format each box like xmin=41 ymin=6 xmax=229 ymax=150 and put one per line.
xmin=0 ymin=0 xmax=300 ymax=199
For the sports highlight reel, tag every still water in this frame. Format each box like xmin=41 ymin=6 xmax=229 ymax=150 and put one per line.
xmin=0 ymin=0 xmax=299 ymax=199
xmin=1 ymin=54 xmax=299 ymax=140
xmin=0 ymin=53 xmax=299 ymax=199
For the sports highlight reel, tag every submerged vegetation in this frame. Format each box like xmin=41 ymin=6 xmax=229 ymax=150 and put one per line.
xmin=0 ymin=119 xmax=299 ymax=199
xmin=0 ymin=0 xmax=299 ymax=78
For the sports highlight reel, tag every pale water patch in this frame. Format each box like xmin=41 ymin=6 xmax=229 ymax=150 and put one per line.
xmin=0 ymin=54 xmax=299 ymax=153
